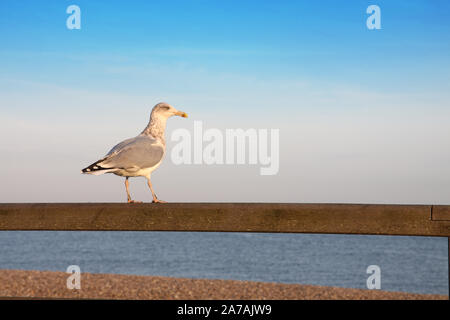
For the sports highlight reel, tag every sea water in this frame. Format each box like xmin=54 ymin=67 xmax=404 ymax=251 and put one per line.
xmin=0 ymin=231 xmax=447 ymax=295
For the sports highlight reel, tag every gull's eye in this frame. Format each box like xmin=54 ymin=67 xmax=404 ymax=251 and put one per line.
xmin=160 ymin=106 xmax=170 ymax=110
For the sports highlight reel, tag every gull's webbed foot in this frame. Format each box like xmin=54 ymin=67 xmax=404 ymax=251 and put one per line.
xmin=152 ymin=197 xmax=167 ymax=204
xmin=127 ymin=200 xmax=143 ymax=204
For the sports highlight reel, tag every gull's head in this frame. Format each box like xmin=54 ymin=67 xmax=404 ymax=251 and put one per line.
xmin=151 ymin=102 xmax=188 ymax=119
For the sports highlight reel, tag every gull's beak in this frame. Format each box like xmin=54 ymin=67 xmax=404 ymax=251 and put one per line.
xmin=175 ymin=110 xmax=188 ymax=118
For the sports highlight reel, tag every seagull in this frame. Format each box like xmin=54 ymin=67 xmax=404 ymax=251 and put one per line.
xmin=81 ymin=102 xmax=188 ymax=203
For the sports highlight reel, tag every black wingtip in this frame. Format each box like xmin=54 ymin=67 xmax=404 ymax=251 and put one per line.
xmin=81 ymin=158 xmax=108 ymax=174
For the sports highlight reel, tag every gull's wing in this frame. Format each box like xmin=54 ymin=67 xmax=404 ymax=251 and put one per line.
xmin=102 ymin=135 xmax=165 ymax=170
xmin=82 ymin=135 xmax=164 ymax=174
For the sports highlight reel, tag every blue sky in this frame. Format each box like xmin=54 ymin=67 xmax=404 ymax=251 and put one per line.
xmin=1 ymin=0 xmax=449 ymax=98
xmin=1 ymin=1 xmax=450 ymax=203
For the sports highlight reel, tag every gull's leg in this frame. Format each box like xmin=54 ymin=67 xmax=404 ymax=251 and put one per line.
xmin=125 ymin=177 xmax=142 ymax=204
xmin=146 ymin=176 xmax=166 ymax=203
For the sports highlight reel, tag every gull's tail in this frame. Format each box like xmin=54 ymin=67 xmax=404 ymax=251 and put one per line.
xmin=81 ymin=158 xmax=116 ymax=175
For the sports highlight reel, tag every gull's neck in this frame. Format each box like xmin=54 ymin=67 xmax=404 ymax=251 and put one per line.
xmin=142 ymin=113 xmax=168 ymax=144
